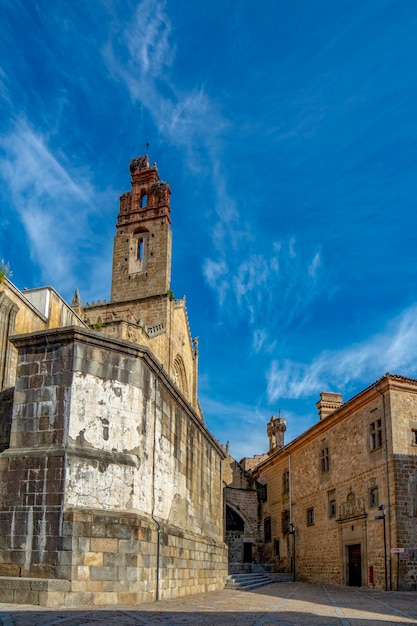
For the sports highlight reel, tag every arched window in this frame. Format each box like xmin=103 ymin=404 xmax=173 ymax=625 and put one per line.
xmin=129 ymin=228 xmax=148 ymax=275
xmin=137 ymin=238 xmax=144 ymax=260
xmin=173 ymin=354 xmax=188 ymax=397
xmin=140 ymin=194 xmax=147 ymax=208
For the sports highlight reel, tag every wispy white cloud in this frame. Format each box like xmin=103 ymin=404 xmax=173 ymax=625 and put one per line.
xmin=0 ymin=120 xmax=96 ymax=292
xmin=125 ymin=0 xmax=174 ymax=78
xmin=202 ymin=393 xmax=313 ymax=459
xmin=267 ymin=303 xmax=417 ymax=402
xmin=105 ymin=0 xmax=226 ymax=161
xmin=308 ymin=250 xmax=321 ymax=279
xmin=105 ymin=0 xmax=325 ymax=351
xmin=201 ymin=394 xmax=271 ymax=460
xmin=204 ymin=235 xmax=323 ymax=350
xmin=203 ymin=259 xmax=229 ymax=307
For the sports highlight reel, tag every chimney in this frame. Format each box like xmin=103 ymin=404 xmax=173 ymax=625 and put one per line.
xmin=316 ymin=392 xmax=343 ymax=420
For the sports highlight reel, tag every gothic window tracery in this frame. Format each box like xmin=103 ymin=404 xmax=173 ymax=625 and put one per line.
xmin=173 ymin=354 xmax=188 ymax=397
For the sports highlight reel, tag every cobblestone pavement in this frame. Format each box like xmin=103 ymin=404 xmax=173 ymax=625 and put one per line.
xmin=1 ymin=583 xmax=417 ymax=626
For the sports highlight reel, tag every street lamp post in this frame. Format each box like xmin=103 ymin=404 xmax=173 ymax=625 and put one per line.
xmin=375 ymin=504 xmax=387 ymax=591
xmin=289 ymin=523 xmax=296 ymax=582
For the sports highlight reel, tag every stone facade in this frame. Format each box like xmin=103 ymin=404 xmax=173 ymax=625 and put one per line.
xmin=223 ymin=454 xmax=263 ymax=567
xmin=249 ymin=375 xmax=417 ymax=590
xmin=81 ymin=156 xmax=201 ymax=418
xmin=0 ymin=155 xmax=227 ymax=606
xmin=0 ymin=280 xmax=86 ymax=391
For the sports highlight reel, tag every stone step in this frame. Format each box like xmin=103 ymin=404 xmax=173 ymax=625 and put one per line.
xmin=226 ymin=573 xmax=271 ymax=582
xmin=225 ymin=572 xmax=273 ymax=590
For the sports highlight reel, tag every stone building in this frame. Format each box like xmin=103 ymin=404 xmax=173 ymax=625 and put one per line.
xmin=0 ymin=155 xmax=228 ymax=607
xmin=247 ymin=375 xmax=417 ymax=590
xmin=223 ymin=415 xmax=287 ymax=568
xmin=223 ymin=452 xmax=263 ymax=566
xmin=0 ymin=279 xmax=86 ymax=393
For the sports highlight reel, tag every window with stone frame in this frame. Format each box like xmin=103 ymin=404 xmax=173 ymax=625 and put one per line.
xmin=135 ymin=237 xmax=143 ymax=260
xmin=282 ymin=509 xmax=290 ymax=534
xmin=369 ymin=486 xmax=378 ymax=508
xmin=320 ymin=447 xmax=330 ymax=473
xmin=412 ymin=429 xmax=417 ymax=446
xmin=264 ymin=517 xmax=272 ymax=543
xmin=307 ymin=507 xmax=314 ymax=526
xmin=328 ymin=490 xmax=336 ymax=518
xmin=370 ymin=419 xmax=383 ymax=450
xmin=274 ymin=538 xmax=280 ymax=557
xmin=282 ymin=469 xmax=290 ymax=494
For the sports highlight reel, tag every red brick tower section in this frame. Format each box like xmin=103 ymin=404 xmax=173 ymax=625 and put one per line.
xmin=111 ymin=155 xmax=172 ymax=303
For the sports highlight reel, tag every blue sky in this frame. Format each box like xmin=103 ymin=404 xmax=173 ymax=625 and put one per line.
xmin=2 ymin=1 xmax=417 ymax=460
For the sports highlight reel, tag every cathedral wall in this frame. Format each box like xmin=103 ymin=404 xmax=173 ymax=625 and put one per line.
xmin=0 ymin=387 xmax=13 ymax=453
xmin=111 ymin=220 xmax=171 ymax=302
xmin=0 ymin=280 xmax=85 ymax=391
xmin=0 ymin=327 xmax=227 ymax=604
xmin=84 ymin=296 xmax=200 ymax=414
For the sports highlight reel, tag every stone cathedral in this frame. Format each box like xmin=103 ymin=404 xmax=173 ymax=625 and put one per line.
xmin=0 ymin=155 xmax=228 ymax=607
xmin=2 ymin=154 xmax=417 ymax=602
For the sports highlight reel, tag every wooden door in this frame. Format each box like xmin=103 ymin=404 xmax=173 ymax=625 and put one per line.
xmin=348 ymin=544 xmax=362 ymax=586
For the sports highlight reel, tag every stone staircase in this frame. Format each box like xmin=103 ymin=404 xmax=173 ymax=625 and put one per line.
xmin=225 ymin=572 xmax=274 ymax=590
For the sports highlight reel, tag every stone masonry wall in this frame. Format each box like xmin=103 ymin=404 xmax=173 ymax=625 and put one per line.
xmin=0 ymin=326 xmax=227 ymax=605
xmin=84 ymin=296 xmax=200 ymax=416
xmin=253 ymin=378 xmax=417 ymax=589
xmin=386 ymin=384 xmax=417 ymax=590
xmin=224 ymin=455 xmax=263 ymax=565
xmin=392 ymin=456 xmax=417 ymax=590
xmin=0 ymin=387 xmax=13 ymax=453
xmin=0 ymin=337 xmax=73 ymax=578
xmin=254 ymin=388 xmax=393 ymax=588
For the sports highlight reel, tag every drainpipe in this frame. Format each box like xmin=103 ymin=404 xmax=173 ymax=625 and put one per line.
xmin=151 ymin=364 xmax=164 ymax=601
xmin=374 ymin=384 xmax=392 ymax=590
xmin=289 ymin=454 xmax=292 ymax=524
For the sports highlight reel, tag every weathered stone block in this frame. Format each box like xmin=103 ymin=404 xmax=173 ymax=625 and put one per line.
xmin=90 ymin=565 xmax=119 ymax=581
xmin=0 ymin=589 xmax=14 ymax=602
xmin=83 ymin=552 xmax=103 ymax=566
xmin=14 ymin=589 xmax=40 ymax=605
xmin=90 ymin=537 xmax=118 ymax=553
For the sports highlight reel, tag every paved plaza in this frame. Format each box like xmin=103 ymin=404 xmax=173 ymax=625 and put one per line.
xmin=1 ymin=582 xmax=417 ymax=626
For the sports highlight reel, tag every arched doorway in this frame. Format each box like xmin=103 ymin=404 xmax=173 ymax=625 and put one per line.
xmin=226 ymin=505 xmax=248 ymax=563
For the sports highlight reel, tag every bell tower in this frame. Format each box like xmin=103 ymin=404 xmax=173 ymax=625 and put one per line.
xmin=267 ymin=415 xmax=286 ymax=454
xmin=111 ymin=155 xmax=172 ymax=303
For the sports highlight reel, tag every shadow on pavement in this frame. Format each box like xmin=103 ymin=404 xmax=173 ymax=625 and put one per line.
xmin=1 ymin=583 xmax=417 ymax=625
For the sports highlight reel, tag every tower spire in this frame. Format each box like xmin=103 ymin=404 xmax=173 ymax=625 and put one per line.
xmin=110 ymin=155 xmax=172 ymax=303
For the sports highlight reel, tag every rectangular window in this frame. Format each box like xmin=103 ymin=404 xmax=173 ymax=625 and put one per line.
xmin=307 ymin=507 xmax=314 ymax=526
xmin=328 ymin=489 xmax=336 ymax=518
xmin=282 ymin=509 xmax=290 ymax=534
xmin=260 ymin=484 xmax=268 ymax=502
xmin=412 ymin=430 xmax=417 ymax=446
xmin=274 ymin=538 xmax=280 ymax=557
xmin=321 ymin=447 xmax=330 ymax=472
xmin=369 ymin=487 xmax=378 ymax=508
xmin=370 ymin=420 xmax=383 ymax=450
xmin=264 ymin=517 xmax=272 ymax=543
xmin=282 ymin=469 xmax=290 ymax=494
